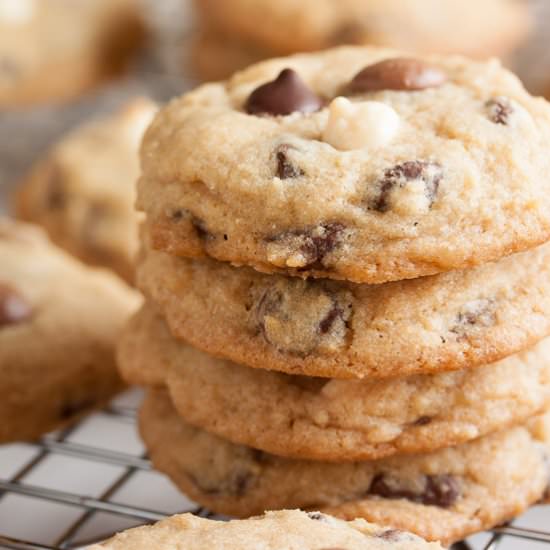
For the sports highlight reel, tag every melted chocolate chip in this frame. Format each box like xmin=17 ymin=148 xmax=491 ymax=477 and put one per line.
xmin=368 ymin=473 xmax=460 ymax=508
xmin=486 ymin=97 xmax=514 ymax=125
xmin=245 ymin=68 xmax=323 ymax=116
xmin=252 ymin=281 xmax=352 ymax=355
xmin=276 ymin=144 xmax=304 ymax=179
xmin=348 ymin=58 xmax=447 ymax=93
xmin=267 ymin=222 xmax=345 ymax=270
xmin=169 ymin=209 xmax=212 ymax=240
xmin=0 ymin=285 xmax=32 ymax=328
xmin=378 ymin=529 xmax=404 ymax=541
xmin=369 ymin=161 xmax=443 ymax=213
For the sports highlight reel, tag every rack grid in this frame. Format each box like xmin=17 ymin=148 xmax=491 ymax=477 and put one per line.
xmin=0 ymin=391 xmax=548 ymax=550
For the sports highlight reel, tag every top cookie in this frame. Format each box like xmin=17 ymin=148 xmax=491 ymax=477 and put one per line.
xmin=0 ymin=0 xmax=145 ymax=106
xmin=140 ymin=47 xmax=550 ymax=284
xmin=16 ymin=98 xmax=157 ymax=284
xmin=89 ymin=509 xmax=443 ymax=550
xmin=195 ymin=0 xmax=529 ymax=60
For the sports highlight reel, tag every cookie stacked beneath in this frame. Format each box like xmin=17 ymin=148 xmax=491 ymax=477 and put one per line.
xmin=119 ymin=47 xmax=550 ymax=546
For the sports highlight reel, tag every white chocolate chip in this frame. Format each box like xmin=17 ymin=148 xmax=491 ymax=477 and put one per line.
xmin=0 ymin=0 xmax=35 ymax=24
xmin=322 ymin=97 xmax=400 ymax=151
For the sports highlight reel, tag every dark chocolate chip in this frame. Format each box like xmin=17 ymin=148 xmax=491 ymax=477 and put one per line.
xmin=348 ymin=58 xmax=447 ymax=93
xmin=319 ymin=304 xmax=344 ymax=334
xmin=307 ymin=512 xmax=329 ymax=521
xmin=267 ymin=222 xmax=345 ymax=270
xmin=485 ymin=97 xmax=514 ymax=125
xmin=191 ymin=216 xmax=210 ymax=240
xmin=169 ymin=209 xmax=212 ymax=240
xmin=368 ymin=473 xmax=460 ymax=508
xmin=369 ymin=161 xmax=443 ymax=213
xmin=413 ymin=416 xmax=432 ymax=426
xmin=0 ymin=284 xmax=32 ymax=328
xmin=276 ymin=144 xmax=304 ymax=179
xmin=245 ymin=68 xmax=323 ymax=116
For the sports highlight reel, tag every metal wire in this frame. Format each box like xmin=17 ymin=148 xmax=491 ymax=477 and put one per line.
xmin=0 ymin=401 xmax=548 ymax=549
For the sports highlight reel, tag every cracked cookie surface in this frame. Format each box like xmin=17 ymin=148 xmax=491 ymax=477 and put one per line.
xmin=140 ymin=391 xmax=550 ymax=546
xmin=137 ymin=242 xmax=550 ymax=379
xmin=139 ymin=47 xmax=550 ymax=284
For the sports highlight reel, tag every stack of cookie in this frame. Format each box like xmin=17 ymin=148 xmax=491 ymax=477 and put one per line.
xmin=119 ymin=47 xmax=550 ymax=546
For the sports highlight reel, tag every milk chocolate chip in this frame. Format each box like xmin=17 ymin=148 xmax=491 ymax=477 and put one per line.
xmin=0 ymin=284 xmax=32 ymax=327
xmin=245 ymin=68 xmax=323 ymax=116
xmin=349 ymin=58 xmax=447 ymax=93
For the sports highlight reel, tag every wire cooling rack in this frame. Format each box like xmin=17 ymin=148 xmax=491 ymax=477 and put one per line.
xmin=0 ymin=389 xmax=548 ymax=550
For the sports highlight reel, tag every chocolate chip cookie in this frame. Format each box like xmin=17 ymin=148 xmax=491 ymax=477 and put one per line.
xmin=137 ymin=241 xmax=550 ymax=379
xmin=0 ymin=0 xmax=146 ymax=107
xmin=0 ymin=218 xmax=140 ymax=442
xmin=140 ymin=390 xmax=550 ymax=546
xmin=119 ymin=305 xmax=550 ymax=462
xmin=193 ymin=0 xmax=530 ymax=80
xmin=90 ymin=509 xmax=443 ymax=550
xmin=140 ymin=47 xmax=550 ymax=284
xmin=16 ymin=99 xmax=157 ymax=283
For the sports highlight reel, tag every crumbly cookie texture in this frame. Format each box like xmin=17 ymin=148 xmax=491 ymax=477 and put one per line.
xmin=16 ymin=99 xmax=157 ymax=284
xmin=194 ymin=0 xmax=529 ymax=60
xmin=139 ymin=47 xmax=550 ymax=284
xmin=0 ymin=218 xmax=140 ymax=443
xmin=140 ymin=391 xmax=550 ymax=546
xmin=119 ymin=305 xmax=550 ymax=462
xmin=89 ymin=509 xmax=443 ymax=550
xmin=137 ymin=242 xmax=550 ymax=379
xmin=0 ymin=0 xmax=146 ymax=106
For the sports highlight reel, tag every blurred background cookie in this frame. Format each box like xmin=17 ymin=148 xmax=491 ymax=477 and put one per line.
xmin=0 ymin=0 xmax=147 ymax=107
xmin=191 ymin=0 xmax=531 ymax=80
xmin=16 ymin=98 xmax=157 ymax=283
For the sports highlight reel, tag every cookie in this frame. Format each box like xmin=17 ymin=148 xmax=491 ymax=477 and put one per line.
xmin=16 ymin=99 xmax=157 ymax=284
xmin=0 ymin=218 xmax=140 ymax=443
xmin=139 ymin=47 xmax=550 ymax=284
xmin=0 ymin=0 xmax=146 ymax=107
xmin=195 ymin=0 xmax=529 ymax=61
xmin=90 ymin=509 xmax=444 ymax=550
xmin=119 ymin=305 xmax=550 ymax=462
xmin=140 ymin=391 xmax=550 ymax=546
xmin=137 ymin=242 xmax=550 ymax=379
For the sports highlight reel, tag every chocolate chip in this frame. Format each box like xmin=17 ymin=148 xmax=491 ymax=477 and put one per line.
xmin=251 ymin=280 xmax=353 ymax=356
xmin=413 ymin=416 xmax=432 ymax=426
xmin=169 ymin=209 xmax=212 ymax=240
xmin=307 ymin=512 xmax=329 ymax=521
xmin=451 ymin=298 xmax=495 ymax=338
xmin=245 ymin=68 xmax=323 ymax=116
xmin=0 ymin=284 xmax=32 ymax=328
xmin=275 ymin=144 xmax=304 ymax=179
xmin=378 ymin=529 xmax=404 ymax=541
xmin=266 ymin=222 xmax=345 ymax=270
xmin=369 ymin=161 xmax=443 ymax=213
xmin=348 ymin=58 xmax=447 ymax=93
xmin=368 ymin=473 xmax=460 ymax=508
xmin=485 ymin=97 xmax=514 ymax=125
